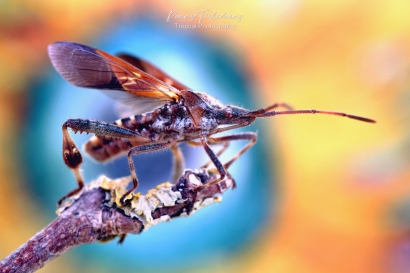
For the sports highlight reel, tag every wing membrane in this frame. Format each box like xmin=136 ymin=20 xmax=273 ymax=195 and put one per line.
xmin=117 ymin=54 xmax=189 ymax=91
xmin=48 ymin=42 xmax=181 ymax=113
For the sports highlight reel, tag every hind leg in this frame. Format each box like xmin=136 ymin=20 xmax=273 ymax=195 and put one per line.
xmin=59 ymin=118 xmax=150 ymax=205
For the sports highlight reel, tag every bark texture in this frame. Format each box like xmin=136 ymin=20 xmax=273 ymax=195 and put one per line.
xmin=0 ymin=169 xmax=234 ymax=273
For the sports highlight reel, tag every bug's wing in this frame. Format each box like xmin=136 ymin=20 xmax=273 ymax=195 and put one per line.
xmin=48 ymin=42 xmax=181 ymax=114
xmin=117 ymin=54 xmax=190 ymax=91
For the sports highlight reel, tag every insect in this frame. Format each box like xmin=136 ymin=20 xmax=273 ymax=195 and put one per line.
xmin=48 ymin=42 xmax=375 ymax=205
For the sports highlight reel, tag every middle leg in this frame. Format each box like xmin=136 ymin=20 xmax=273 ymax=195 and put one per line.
xmin=170 ymin=144 xmax=185 ymax=184
xmin=120 ymin=140 xmax=177 ymax=205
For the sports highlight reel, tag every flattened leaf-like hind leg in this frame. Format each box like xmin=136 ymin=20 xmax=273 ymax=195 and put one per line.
xmin=59 ymin=118 xmax=152 ymax=205
xmin=59 ymin=123 xmax=85 ymax=205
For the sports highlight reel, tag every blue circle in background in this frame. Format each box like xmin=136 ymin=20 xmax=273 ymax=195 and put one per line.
xmin=22 ymin=16 xmax=276 ymax=272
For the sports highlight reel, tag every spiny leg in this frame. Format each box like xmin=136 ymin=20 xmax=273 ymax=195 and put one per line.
xmin=60 ymin=118 xmax=151 ymax=205
xmin=64 ymin=118 xmax=150 ymax=141
xmin=170 ymin=144 xmax=185 ymax=184
xmin=121 ymin=140 xmax=177 ymax=205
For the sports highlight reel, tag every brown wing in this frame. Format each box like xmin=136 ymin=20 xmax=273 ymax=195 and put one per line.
xmin=117 ymin=54 xmax=189 ymax=91
xmin=48 ymin=42 xmax=181 ymax=113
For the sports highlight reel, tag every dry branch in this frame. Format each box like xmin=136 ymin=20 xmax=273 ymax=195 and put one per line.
xmin=0 ymin=169 xmax=235 ymax=273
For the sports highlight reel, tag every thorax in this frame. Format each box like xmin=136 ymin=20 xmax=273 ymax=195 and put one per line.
xmin=117 ymin=101 xmax=218 ymax=141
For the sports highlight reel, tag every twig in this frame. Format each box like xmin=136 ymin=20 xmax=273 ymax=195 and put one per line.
xmin=0 ymin=169 xmax=235 ymax=273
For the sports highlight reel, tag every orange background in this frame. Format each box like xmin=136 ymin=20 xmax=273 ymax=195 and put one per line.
xmin=1 ymin=1 xmax=410 ymax=272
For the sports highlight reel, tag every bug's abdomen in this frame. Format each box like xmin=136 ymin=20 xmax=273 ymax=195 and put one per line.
xmin=83 ymin=136 xmax=141 ymax=162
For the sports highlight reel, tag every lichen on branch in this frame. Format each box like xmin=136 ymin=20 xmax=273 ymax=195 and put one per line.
xmin=0 ymin=168 xmax=235 ymax=273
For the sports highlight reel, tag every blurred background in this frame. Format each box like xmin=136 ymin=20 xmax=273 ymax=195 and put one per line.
xmin=1 ymin=1 xmax=410 ymax=272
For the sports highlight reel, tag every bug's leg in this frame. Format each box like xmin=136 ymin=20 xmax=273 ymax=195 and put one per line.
xmin=203 ymin=132 xmax=258 ymax=188
xmin=170 ymin=144 xmax=185 ymax=184
xmin=59 ymin=123 xmax=85 ymax=205
xmin=120 ymin=140 xmax=177 ymax=205
xmin=59 ymin=118 xmax=150 ymax=205
xmin=200 ymin=136 xmax=227 ymax=186
xmin=203 ymin=140 xmax=229 ymax=168
xmin=64 ymin=118 xmax=150 ymax=141
xmin=187 ymin=140 xmax=230 ymax=169
xmin=118 ymin=234 xmax=127 ymax=244
xmin=210 ymin=132 xmax=257 ymax=169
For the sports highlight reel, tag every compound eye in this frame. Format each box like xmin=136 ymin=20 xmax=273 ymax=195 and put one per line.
xmin=224 ymin=108 xmax=233 ymax=118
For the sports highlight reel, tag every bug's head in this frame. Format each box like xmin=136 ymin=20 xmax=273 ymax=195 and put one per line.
xmin=180 ymin=90 xmax=255 ymax=127
xmin=214 ymin=105 xmax=255 ymax=126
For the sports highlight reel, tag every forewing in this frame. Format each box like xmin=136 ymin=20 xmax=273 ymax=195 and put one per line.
xmin=117 ymin=54 xmax=189 ymax=91
xmin=48 ymin=42 xmax=181 ymax=113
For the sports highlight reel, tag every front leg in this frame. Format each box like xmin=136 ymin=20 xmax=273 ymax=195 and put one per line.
xmin=200 ymin=132 xmax=258 ymax=189
xmin=59 ymin=118 xmax=151 ymax=205
xmin=209 ymin=132 xmax=258 ymax=170
xmin=186 ymin=139 xmax=229 ymax=169
xmin=200 ymin=136 xmax=227 ymax=187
